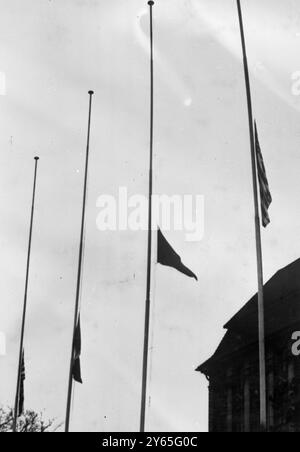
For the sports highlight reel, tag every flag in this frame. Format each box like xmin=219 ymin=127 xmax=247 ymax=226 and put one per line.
xmin=72 ymin=315 xmax=82 ymax=384
xmin=157 ymin=229 xmax=198 ymax=280
xmin=18 ymin=351 xmax=25 ymax=417
xmin=255 ymin=122 xmax=272 ymax=227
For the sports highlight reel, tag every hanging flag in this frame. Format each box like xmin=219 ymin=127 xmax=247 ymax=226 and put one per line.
xmin=72 ymin=316 xmax=82 ymax=384
xmin=18 ymin=351 xmax=25 ymax=417
xmin=255 ymin=122 xmax=272 ymax=228
xmin=157 ymin=229 xmax=198 ymax=280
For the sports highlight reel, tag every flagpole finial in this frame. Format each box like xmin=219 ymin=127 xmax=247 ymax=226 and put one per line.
xmin=148 ymin=1 xmax=154 ymax=6
xmin=88 ymin=90 xmax=94 ymax=95
xmin=34 ymin=156 xmax=39 ymax=160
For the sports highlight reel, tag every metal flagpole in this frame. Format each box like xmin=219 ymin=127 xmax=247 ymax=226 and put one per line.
xmin=236 ymin=0 xmax=267 ymax=431
xmin=65 ymin=90 xmax=94 ymax=433
xmin=140 ymin=0 xmax=154 ymax=433
xmin=13 ymin=156 xmax=40 ymax=432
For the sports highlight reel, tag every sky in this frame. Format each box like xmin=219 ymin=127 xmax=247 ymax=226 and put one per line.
xmin=0 ymin=0 xmax=300 ymax=433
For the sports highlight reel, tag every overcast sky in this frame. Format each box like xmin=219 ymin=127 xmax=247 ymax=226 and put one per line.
xmin=1 ymin=0 xmax=300 ymax=432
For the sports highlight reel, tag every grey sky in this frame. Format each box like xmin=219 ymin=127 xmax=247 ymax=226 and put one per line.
xmin=0 ymin=0 xmax=300 ymax=432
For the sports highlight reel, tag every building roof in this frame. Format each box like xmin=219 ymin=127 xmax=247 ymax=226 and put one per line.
xmin=197 ymin=258 xmax=300 ymax=375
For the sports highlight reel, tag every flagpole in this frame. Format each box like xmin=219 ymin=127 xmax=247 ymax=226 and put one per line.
xmin=140 ymin=0 xmax=154 ymax=433
xmin=13 ymin=156 xmax=39 ymax=433
xmin=65 ymin=90 xmax=94 ymax=433
xmin=236 ymin=0 xmax=267 ymax=432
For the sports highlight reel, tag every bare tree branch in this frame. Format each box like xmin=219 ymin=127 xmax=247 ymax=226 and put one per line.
xmin=0 ymin=407 xmax=56 ymax=433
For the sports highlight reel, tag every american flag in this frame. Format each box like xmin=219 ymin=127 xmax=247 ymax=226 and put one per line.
xmin=18 ymin=350 xmax=25 ymax=416
xmin=255 ymin=122 xmax=272 ymax=228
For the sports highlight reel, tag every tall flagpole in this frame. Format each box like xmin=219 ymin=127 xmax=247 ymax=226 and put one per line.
xmin=236 ymin=0 xmax=267 ymax=431
xmin=140 ymin=0 xmax=154 ymax=433
xmin=13 ymin=156 xmax=40 ymax=432
xmin=65 ymin=90 xmax=94 ymax=433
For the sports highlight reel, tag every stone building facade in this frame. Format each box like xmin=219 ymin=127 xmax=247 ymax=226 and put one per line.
xmin=197 ymin=259 xmax=300 ymax=432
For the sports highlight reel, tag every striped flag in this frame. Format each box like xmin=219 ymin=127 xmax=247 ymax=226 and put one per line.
xmin=18 ymin=351 xmax=25 ymax=416
xmin=255 ymin=122 xmax=272 ymax=227
xmin=72 ymin=315 xmax=82 ymax=384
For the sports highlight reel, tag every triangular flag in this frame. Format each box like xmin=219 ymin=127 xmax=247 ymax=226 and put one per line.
xmin=157 ymin=229 xmax=198 ymax=281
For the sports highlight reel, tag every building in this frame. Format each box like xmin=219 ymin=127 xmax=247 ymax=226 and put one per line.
xmin=197 ymin=259 xmax=300 ymax=432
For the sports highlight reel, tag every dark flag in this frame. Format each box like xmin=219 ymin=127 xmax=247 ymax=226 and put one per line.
xmin=157 ymin=229 xmax=198 ymax=281
xmin=18 ymin=351 xmax=25 ymax=417
xmin=72 ymin=316 xmax=82 ymax=384
xmin=255 ymin=122 xmax=272 ymax=227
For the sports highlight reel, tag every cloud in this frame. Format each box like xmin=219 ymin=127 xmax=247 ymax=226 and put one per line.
xmin=187 ymin=0 xmax=300 ymax=111
xmin=134 ymin=8 xmax=192 ymax=106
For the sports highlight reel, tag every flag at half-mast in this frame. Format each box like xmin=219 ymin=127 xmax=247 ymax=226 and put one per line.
xmin=255 ymin=122 xmax=272 ymax=228
xmin=157 ymin=229 xmax=198 ymax=281
xmin=72 ymin=315 xmax=82 ymax=384
xmin=18 ymin=350 xmax=25 ymax=416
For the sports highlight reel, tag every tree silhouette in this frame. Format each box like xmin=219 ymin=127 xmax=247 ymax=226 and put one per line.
xmin=0 ymin=407 xmax=58 ymax=432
